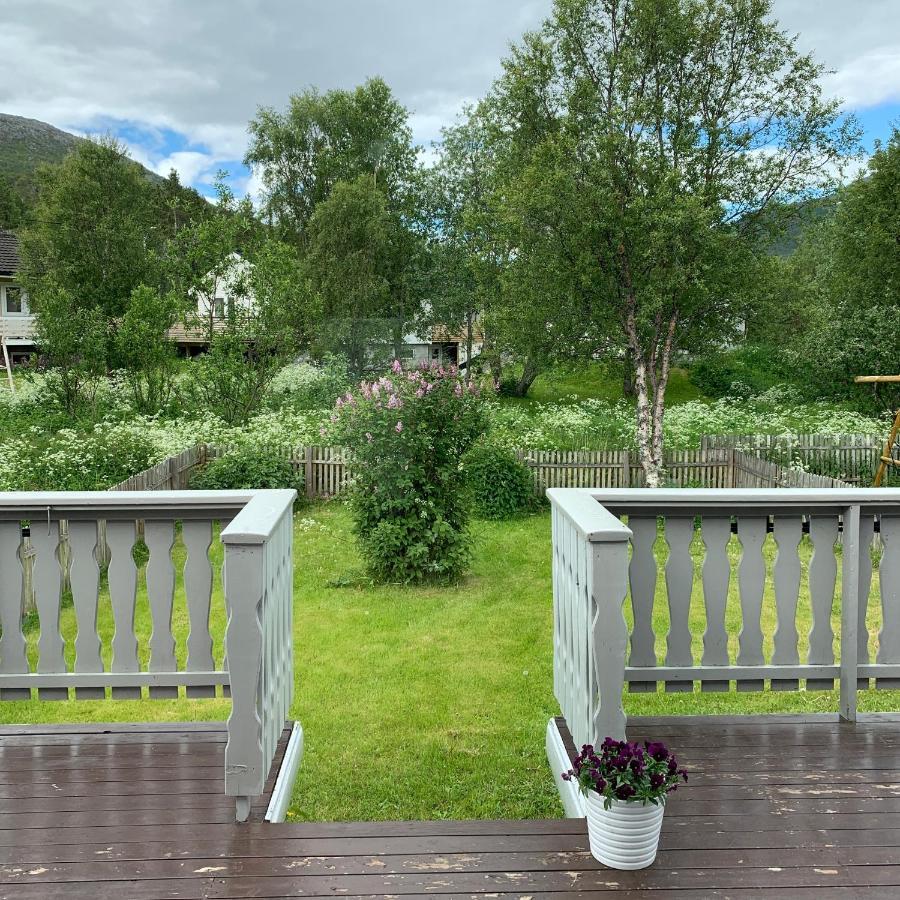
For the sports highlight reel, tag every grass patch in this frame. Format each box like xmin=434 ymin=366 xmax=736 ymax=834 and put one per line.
xmin=525 ymin=361 xmax=705 ymax=405
xmin=1 ymin=505 xmax=897 ymax=821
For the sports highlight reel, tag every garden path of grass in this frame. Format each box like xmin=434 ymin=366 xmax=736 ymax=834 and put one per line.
xmin=1 ymin=504 xmax=898 ymax=821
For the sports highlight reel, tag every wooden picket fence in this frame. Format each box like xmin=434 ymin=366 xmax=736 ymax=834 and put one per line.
xmin=204 ymin=443 xmax=853 ymax=497
xmin=703 ymin=432 xmax=883 ymax=486
xmin=18 ymin=437 xmax=862 ymax=616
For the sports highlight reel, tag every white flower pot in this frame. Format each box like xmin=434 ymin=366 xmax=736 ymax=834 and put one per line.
xmin=584 ymin=791 xmax=665 ymax=869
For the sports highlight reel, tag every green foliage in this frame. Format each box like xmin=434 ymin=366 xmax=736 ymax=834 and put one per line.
xmin=20 ymin=137 xmax=159 ymax=319
xmin=114 ymin=285 xmax=179 ymax=415
xmin=29 ymin=280 xmax=110 ymax=415
xmin=191 ymin=448 xmax=302 ymax=493
xmin=303 ymin=175 xmax=423 ymax=374
xmin=268 ymin=356 xmax=351 ymax=410
xmin=485 ymin=0 xmax=859 ymax=477
xmin=185 ymin=332 xmax=268 ymax=426
xmin=330 ymin=362 xmax=485 ymax=583
xmin=783 ymin=128 xmax=900 ymax=410
xmin=464 ymin=444 xmax=535 ymax=519
xmin=246 ymin=77 xmax=417 ymax=243
xmin=0 ymin=174 xmax=25 ymax=229
xmin=9 ymin=423 xmax=157 ymax=491
xmin=690 ymin=346 xmax=789 ymax=399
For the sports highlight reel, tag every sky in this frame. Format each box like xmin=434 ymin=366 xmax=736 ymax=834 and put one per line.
xmin=1 ymin=0 xmax=899 ymax=200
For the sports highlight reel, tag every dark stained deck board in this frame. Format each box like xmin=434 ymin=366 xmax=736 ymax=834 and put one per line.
xmin=2 ymin=717 xmax=900 ymax=898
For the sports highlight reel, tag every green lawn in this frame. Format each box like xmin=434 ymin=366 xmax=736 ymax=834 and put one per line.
xmin=524 ymin=361 xmax=705 ymax=405
xmin=1 ymin=504 xmax=898 ymax=822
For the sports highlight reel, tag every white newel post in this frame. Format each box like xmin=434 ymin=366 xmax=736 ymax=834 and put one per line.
xmin=589 ymin=532 xmax=631 ymax=744
xmin=223 ymin=540 xmax=265 ymax=822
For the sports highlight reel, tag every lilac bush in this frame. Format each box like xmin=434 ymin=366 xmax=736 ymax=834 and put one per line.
xmin=330 ymin=360 xmax=485 ymax=583
xmin=563 ymin=738 xmax=687 ymax=809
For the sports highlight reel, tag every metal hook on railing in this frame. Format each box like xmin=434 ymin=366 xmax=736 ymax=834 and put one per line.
xmin=46 ymin=505 xmax=51 ymax=535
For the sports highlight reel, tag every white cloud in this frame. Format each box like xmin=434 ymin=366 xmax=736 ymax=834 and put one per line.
xmin=773 ymin=0 xmax=900 ymax=109
xmin=0 ymin=0 xmax=896 ymax=192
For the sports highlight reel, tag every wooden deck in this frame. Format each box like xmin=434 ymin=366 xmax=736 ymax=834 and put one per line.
xmin=2 ymin=715 xmax=900 ymax=898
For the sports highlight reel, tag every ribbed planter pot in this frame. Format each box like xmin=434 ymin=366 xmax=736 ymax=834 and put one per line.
xmin=585 ymin=790 xmax=665 ymax=869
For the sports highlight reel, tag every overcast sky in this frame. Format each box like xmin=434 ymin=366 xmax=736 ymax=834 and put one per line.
xmin=2 ymin=0 xmax=898 ymax=198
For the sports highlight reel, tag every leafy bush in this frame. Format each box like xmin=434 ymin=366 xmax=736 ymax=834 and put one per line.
xmin=464 ymin=445 xmax=535 ymax=519
xmin=267 ymin=355 xmax=350 ymax=410
xmin=191 ymin=448 xmax=302 ymax=492
xmin=330 ymin=360 xmax=485 ymax=583
xmin=690 ymin=345 xmax=790 ymax=398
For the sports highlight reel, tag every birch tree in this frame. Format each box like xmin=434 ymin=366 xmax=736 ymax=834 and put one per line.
xmin=491 ymin=0 xmax=858 ymax=484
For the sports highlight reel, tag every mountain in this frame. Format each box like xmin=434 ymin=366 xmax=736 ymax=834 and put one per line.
xmin=0 ymin=113 xmax=164 ymax=201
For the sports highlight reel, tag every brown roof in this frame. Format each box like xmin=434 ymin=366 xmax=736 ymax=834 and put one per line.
xmin=0 ymin=229 xmax=19 ymax=277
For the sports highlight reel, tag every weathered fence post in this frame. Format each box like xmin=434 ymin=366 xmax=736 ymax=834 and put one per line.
xmin=304 ymin=446 xmax=314 ymax=500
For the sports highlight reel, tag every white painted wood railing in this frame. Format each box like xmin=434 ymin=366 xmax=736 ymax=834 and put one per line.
xmin=549 ymin=487 xmax=900 ymax=747
xmin=0 ymin=489 xmax=296 ymax=821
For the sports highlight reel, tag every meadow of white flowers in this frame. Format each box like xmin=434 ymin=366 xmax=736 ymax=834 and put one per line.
xmin=0 ymin=370 xmax=885 ymax=492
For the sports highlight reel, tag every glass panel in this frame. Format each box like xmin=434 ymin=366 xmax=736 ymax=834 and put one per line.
xmin=4 ymin=287 xmax=23 ymax=314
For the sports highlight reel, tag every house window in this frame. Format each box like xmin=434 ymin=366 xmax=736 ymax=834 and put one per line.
xmin=2 ymin=286 xmax=27 ymax=315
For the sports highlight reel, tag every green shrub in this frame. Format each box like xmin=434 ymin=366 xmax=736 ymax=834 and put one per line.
xmin=464 ymin=445 xmax=535 ymax=519
xmin=191 ymin=448 xmax=302 ymax=493
xmin=268 ymin=355 xmax=351 ymax=410
xmin=690 ymin=345 xmax=790 ymax=398
xmin=330 ymin=361 xmax=485 ymax=583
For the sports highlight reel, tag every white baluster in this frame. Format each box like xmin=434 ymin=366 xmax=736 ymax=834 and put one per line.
xmin=736 ymin=517 xmax=766 ymax=691
xmin=31 ymin=520 xmax=66 ymax=700
xmin=184 ymin=520 xmax=215 ymax=698
xmin=701 ymin=517 xmax=731 ymax=692
xmin=0 ymin=522 xmax=28 ymax=700
xmin=664 ymin=517 xmax=694 ymax=693
xmin=628 ymin=517 xmax=658 ymax=692
xmin=771 ymin=517 xmax=802 ymax=691
xmin=146 ymin=520 xmax=177 ymax=699
xmin=877 ymin=515 xmax=900 ymax=689
xmin=808 ymin=515 xmax=839 ymax=690
xmin=107 ymin=520 xmax=140 ymax=699
xmin=69 ymin=520 xmax=103 ymax=700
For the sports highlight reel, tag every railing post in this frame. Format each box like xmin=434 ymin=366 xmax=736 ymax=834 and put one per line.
xmin=223 ymin=540 xmax=265 ymax=821
xmin=305 ymin=446 xmax=314 ymax=500
xmin=840 ymin=504 xmax=861 ymax=722
xmin=589 ymin=534 xmax=630 ymax=743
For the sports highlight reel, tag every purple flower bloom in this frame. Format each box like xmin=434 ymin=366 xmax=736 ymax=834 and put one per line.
xmin=395 ymin=421 xmax=403 ymax=433
xmin=392 ymin=359 xmax=402 ymax=374
xmin=615 ymin=784 xmax=635 ymax=801
xmin=645 ymin=741 xmax=668 ymax=762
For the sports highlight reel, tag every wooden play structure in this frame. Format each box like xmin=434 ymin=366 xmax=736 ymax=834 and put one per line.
xmin=855 ymin=374 xmax=900 ymax=486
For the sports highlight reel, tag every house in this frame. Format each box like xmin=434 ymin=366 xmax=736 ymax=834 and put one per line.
xmin=0 ymin=228 xmax=36 ymax=366
xmin=168 ymin=252 xmax=255 ymax=352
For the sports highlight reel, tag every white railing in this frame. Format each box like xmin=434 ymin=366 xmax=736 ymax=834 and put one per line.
xmin=0 ymin=489 xmax=296 ymax=821
xmin=0 ymin=315 xmax=36 ymax=342
xmin=549 ymin=487 xmax=900 ymax=747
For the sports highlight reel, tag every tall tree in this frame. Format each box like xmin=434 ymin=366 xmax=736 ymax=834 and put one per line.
xmin=245 ymin=78 xmax=417 ymax=244
xmin=423 ymin=106 xmax=510 ymax=384
xmin=303 ymin=174 xmax=423 ymax=374
xmin=790 ymin=129 xmax=900 ymax=410
xmin=490 ymin=0 xmax=858 ymax=484
xmin=20 ymin=137 xmax=158 ymax=319
xmin=0 ymin=175 xmax=25 ymax=230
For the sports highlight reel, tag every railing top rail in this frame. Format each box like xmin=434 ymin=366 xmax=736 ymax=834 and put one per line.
xmin=0 ymin=489 xmax=292 ymax=523
xmin=547 ymin=488 xmax=632 ymax=542
xmin=583 ymin=487 xmax=900 ymax=514
xmin=221 ymin=489 xmax=297 ymax=545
